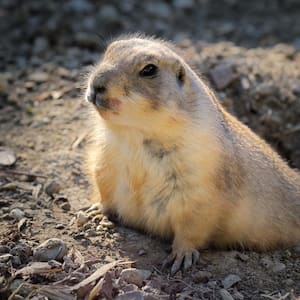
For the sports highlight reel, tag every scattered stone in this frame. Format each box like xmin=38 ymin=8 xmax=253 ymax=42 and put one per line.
xmin=233 ymin=291 xmax=244 ymax=300
xmin=45 ymin=181 xmax=61 ymax=196
xmin=209 ymin=64 xmax=235 ymax=89
xmin=55 ymin=223 xmax=65 ymax=230
xmin=0 ymin=253 xmax=12 ymax=263
xmin=10 ymin=243 xmax=32 ymax=263
xmin=10 ymin=208 xmax=25 ymax=221
xmin=120 ymin=268 xmax=152 ymax=288
xmin=33 ymin=238 xmax=68 ymax=262
xmin=138 ymin=249 xmax=147 ymax=256
xmin=0 ymin=245 xmax=10 ymax=254
xmin=219 ymin=289 xmax=234 ymax=300
xmin=222 ymin=274 xmax=241 ymax=289
xmin=60 ymin=202 xmax=71 ymax=211
xmin=28 ymin=72 xmax=49 ymax=83
xmin=76 ymin=211 xmax=89 ymax=227
xmin=235 ymin=252 xmax=249 ymax=262
xmin=74 ymin=32 xmax=99 ymax=49
xmin=192 ymin=270 xmax=212 ymax=283
xmin=0 ymin=147 xmax=16 ymax=166
xmin=285 ymin=279 xmax=294 ymax=286
xmin=254 ymin=82 xmax=276 ymax=97
xmin=121 ymin=284 xmax=139 ymax=293
xmin=272 ymin=262 xmax=286 ymax=273
xmin=0 ymin=74 xmax=9 ymax=93
xmin=12 ymin=255 xmax=22 ymax=267
xmin=116 ymin=291 xmax=146 ymax=300
xmin=100 ymin=219 xmax=115 ymax=229
xmin=260 ymin=257 xmax=274 ymax=269
xmin=173 ymin=0 xmax=194 ymax=10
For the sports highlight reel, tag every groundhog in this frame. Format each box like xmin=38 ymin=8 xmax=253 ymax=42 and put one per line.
xmin=85 ymin=34 xmax=300 ymax=275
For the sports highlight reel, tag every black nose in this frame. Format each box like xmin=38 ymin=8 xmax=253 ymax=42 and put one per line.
xmin=87 ymin=86 xmax=106 ymax=104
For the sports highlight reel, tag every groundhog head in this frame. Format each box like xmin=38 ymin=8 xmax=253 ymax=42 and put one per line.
xmin=85 ymin=35 xmax=210 ymax=133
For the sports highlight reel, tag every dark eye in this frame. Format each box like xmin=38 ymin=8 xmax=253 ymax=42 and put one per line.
xmin=139 ymin=64 xmax=158 ymax=77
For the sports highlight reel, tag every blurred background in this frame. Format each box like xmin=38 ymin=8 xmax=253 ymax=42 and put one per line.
xmin=1 ymin=0 xmax=300 ymax=66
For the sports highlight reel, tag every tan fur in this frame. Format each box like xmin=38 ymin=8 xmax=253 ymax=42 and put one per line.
xmin=85 ymin=35 xmax=300 ymax=267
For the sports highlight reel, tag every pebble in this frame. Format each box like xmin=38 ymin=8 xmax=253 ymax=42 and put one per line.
xmin=138 ymin=249 xmax=147 ymax=256
xmin=209 ymin=64 xmax=235 ymax=89
xmin=173 ymin=0 xmax=194 ymax=9
xmin=45 ymin=181 xmax=61 ymax=196
xmin=100 ymin=220 xmax=115 ymax=229
xmin=28 ymin=72 xmax=49 ymax=83
xmin=33 ymin=238 xmax=68 ymax=262
xmin=0 ymin=245 xmax=10 ymax=254
xmin=55 ymin=224 xmax=65 ymax=230
xmin=0 ymin=74 xmax=9 ymax=93
xmin=222 ymin=274 xmax=241 ymax=289
xmin=60 ymin=202 xmax=71 ymax=211
xmin=272 ymin=262 xmax=286 ymax=273
xmin=219 ymin=289 xmax=234 ymax=300
xmin=10 ymin=208 xmax=25 ymax=221
xmin=120 ymin=268 xmax=152 ymax=288
xmin=0 ymin=147 xmax=16 ymax=166
xmin=235 ymin=252 xmax=249 ymax=262
xmin=192 ymin=270 xmax=212 ymax=283
xmin=0 ymin=253 xmax=13 ymax=263
xmin=76 ymin=211 xmax=89 ymax=227
xmin=10 ymin=243 xmax=32 ymax=263
xmin=115 ymin=291 xmax=146 ymax=300
xmin=260 ymin=257 xmax=274 ymax=269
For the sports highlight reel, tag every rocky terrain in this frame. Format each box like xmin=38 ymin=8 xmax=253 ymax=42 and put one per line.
xmin=0 ymin=1 xmax=299 ymax=299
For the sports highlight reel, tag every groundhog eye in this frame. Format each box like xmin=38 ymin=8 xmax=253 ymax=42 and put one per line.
xmin=139 ymin=64 xmax=158 ymax=77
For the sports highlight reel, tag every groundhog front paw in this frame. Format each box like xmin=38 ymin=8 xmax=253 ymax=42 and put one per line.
xmin=162 ymin=248 xmax=199 ymax=275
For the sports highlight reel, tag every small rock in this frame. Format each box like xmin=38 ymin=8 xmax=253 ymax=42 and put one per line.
xmin=0 ymin=245 xmax=10 ymax=254
xmin=12 ymin=255 xmax=22 ymax=267
xmin=209 ymin=64 xmax=235 ymax=89
xmin=233 ymin=291 xmax=244 ymax=300
xmin=291 ymin=243 xmax=300 ymax=254
xmin=120 ymin=268 xmax=152 ymax=288
xmin=28 ymin=72 xmax=49 ymax=83
xmin=255 ymin=82 xmax=276 ymax=97
xmin=0 ymin=254 xmax=12 ymax=263
xmin=121 ymin=284 xmax=139 ymax=293
xmin=97 ymin=5 xmax=119 ymax=22
xmin=60 ymin=202 xmax=71 ymax=211
xmin=222 ymin=274 xmax=241 ymax=289
xmin=285 ymin=278 xmax=294 ymax=286
xmin=235 ymin=252 xmax=249 ymax=262
xmin=116 ymin=291 xmax=145 ymax=300
xmin=101 ymin=220 xmax=115 ymax=229
xmin=75 ymin=32 xmax=99 ymax=49
xmin=193 ymin=270 xmax=212 ymax=283
xmin=219 ymin=289 xmax=234 ymax=300
xmin=173 ymin=0 xmax=194 ymax=9
xmin=33 ymin=37 xmax=49 ymax=55
xmin=33 ymin=238 xmax=68 ymax=262
xmin=138 ymin=249 xmax=147 ymax=256
xmin=10 ymin=208 xmax=25 ymax=221
xmin=0 ymin=147 xmax=16 ymax=166
xmin=260 ymin=257 xmax=274 ymax=269
xmin=45 ymin=181 xmax=61 ymax=196
xmin=10 ymin=243 xmax=32 ymax=263
xmin=77 ymin=211 xmax=89 ymax=227
xmin=55 ymin=224 xmax=65 ymax=230
xmin=0 ymin=74 xmax=8 ymax=93
xmin=272 ymin=262 xmax=286 ymax=273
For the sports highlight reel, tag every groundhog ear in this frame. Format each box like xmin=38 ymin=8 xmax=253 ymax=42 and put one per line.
xmin=176 ymin=65 xmax=185 ymax=86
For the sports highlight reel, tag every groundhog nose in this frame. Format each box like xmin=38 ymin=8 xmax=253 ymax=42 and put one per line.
xmin=87 ymin=86 xmax=106 ymax=105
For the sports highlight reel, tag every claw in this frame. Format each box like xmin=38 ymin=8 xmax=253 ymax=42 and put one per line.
xmin=162 ymin=249 xmax=200 ymax=275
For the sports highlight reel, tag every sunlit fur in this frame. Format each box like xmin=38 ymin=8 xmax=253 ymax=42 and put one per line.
xmin=85 ymin=34 xmax=300 ymax=256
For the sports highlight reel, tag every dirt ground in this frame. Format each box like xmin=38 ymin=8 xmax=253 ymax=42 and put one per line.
xmin=1 ymin=1 xmax=300 ymax=299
